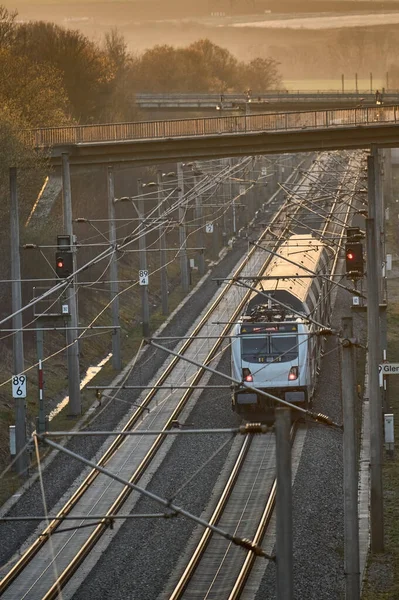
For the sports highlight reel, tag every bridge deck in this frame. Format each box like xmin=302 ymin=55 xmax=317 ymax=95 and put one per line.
xmin=25 ymin=106 xmax=399 ymax=165
xmin=135 ymin=91 xmax=399 ymax=110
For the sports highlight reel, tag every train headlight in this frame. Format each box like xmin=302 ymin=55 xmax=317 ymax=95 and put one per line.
xmin=242 ymin=368 xmax=253 ymax=382
xmin=288 ymin=366 xmax=298 ymax=381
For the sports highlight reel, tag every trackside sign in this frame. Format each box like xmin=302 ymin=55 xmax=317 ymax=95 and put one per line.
xmin=379 ymin=363 xmax=399 ymax=374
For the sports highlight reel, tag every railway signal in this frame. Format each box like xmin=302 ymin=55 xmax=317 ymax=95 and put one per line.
xmin=345 ymin=242 xmax=364 ymax=277
xmin=55 ymin=251 xmax=73 ymax=278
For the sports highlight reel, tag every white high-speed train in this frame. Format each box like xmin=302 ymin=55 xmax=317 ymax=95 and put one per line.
xmin=231 ymin=234 xmax=333 ymax=420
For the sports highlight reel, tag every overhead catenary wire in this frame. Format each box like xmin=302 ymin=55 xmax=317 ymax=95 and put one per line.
xmin=37 ymin=434 xmax=273 ymax=560
xmin=0 ymin=151 xmax=362 ymax=596
xmin=0 ymin=152 xmax=356 ymax=401
xmin=0 ymin=156 xmax=296 ymax=482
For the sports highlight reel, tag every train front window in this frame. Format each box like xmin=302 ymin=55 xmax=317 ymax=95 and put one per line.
xmin=241 ymin=337 xmax=268 ymax=362
xmin=241 ymin=335 xmax=298 ymax=363
xmin=270 ymin=336 xmax=298 ymax=362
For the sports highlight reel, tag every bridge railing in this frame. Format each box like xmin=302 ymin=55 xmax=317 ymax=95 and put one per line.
xmin=22 ymin=106 xmax=399 ymax=148
xmin=136 ymin=91 xmax=399 ymax=100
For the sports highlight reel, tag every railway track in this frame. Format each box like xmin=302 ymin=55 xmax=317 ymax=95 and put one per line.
xmin=163 ymin=151 xmax=365 ymax=600
xmin=167 ymin=424 xmax=299 ymax=600
xmin=0 ymin=151 xmax=364 ymax=600
xmin=0 ymin=161 xmax=308 ymax=600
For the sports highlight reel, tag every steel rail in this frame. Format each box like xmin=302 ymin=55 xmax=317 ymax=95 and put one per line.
xmin=231 ymin=156 xmax=364 ymax=600
xmin=41 ymin=195 xmax=296 ymax=600
xmin=169 ymin=423 xmax=297 ymax=600
xmin=228 ymin=423 xmax=298 ymax=600
xmin=168 ymin=434 xmax=253 ymax=600
xmin=0 ymin=163 xmax=303 ymax=597
xmin=167 ymin=152 xmax=363 ymax=600
xmin=227 ymin=163 xmax=362 ymax=599
xmin=3 ymin=154 xmax=345 ymax=598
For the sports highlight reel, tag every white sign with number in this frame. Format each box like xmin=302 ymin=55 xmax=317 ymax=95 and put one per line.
xmin=139 ymin=270 xmax=149 ymax=286
xmin=261 ymin=167 xmax=267 ymax=176
xmin=205 ymin=222 xmax=214 ymax=234
xmin=12 ymin=375 xmax=27 ymax=399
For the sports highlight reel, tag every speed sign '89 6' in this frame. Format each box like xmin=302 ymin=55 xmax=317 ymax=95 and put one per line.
xmin=12 ymin=375 xmax=27 ymax=398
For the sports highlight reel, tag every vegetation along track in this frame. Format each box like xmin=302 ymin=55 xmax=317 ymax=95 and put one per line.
xmin=0 ymin=152 xmax=362 ymax=599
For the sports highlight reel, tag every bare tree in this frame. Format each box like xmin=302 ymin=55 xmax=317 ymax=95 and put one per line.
xmin=0 ymin=5 xmax=17 ymax=49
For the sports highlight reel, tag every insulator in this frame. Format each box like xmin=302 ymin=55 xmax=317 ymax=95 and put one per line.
xmin=310 ymin=411 xmax=342 ymax=428
xmin=232 ymin=537 xmax=265 ymax=556
xmin=239 ymin=423 xmax=269 ymax=434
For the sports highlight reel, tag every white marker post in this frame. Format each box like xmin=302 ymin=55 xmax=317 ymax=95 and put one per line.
xmin=12 ymin=374 xmax=27 ymax=399
xmin=139 ymin=269 xmax=149 ymax=286
xmin=205 ymin=223 xmax=214 ymax=234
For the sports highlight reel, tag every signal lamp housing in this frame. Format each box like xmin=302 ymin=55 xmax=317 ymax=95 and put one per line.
xmin=55 ymin=251 xmax=73 ymax=278
xmin=345 ymin=242 xmax=364 ymax=277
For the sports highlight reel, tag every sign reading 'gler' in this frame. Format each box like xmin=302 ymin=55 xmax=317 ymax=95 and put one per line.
xmin=379 ymin=363 xmax=399 ymax=374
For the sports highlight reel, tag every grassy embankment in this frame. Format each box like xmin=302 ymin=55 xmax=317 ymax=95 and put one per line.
xmin=362 ymin=165 xmax=399 ymax=598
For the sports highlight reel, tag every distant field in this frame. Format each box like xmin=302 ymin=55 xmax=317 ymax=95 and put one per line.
xmin=232 ymin=11 xmax=399 ymax=29
xmin=6 ymin=1 xmax=399 ymax=84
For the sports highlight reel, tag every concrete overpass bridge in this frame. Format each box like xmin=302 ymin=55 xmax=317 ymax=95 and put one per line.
xmin=135 ymin=91 xmax=399 ymax=114
xmin=25 ymin=105 xmax=399 ymax=167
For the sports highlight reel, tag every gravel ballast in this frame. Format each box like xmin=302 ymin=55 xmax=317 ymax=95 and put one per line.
xmin=66 ymin=289 xmax=365 ymax=600
xmin=0 ymin=239 xmax=248 ymax=570
xmin=252 ymin=287 xmax=367 ymax=600
xmin=0 ymin=157 xmax=367 ymax=600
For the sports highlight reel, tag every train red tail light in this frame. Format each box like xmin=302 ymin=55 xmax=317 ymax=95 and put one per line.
xmin=242 ymin=368 xmax=253 ymax=382
xmin=288 ymin=366 xmax=298 ymax=381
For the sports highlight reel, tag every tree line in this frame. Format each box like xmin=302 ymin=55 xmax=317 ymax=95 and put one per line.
xmin=0 ymin=4 xmax=281 ymax=221
xmin=0 ymin=6 xmax=281 ymax=129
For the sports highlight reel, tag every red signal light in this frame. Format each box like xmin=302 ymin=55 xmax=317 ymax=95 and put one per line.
xmin=55 ymin=251 xmax=73 ymax=278
xmin=344 ymin=242 xmax=364 ymax=277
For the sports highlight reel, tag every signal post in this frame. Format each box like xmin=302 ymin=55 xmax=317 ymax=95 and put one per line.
xmin=367 ymin=153 xmax=384 ymax=554
xmin=345 ymin=157 xmax=385 ymax=556
xmin=61 ymin=153 xmax=81 ymax=416
xmin=341 ymin=317 xmax=360 ymax=600
xmin=10 ymin=167 xmax=29 ymax=475
xmin=344 ymin=230 xmax=364 ymax=277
